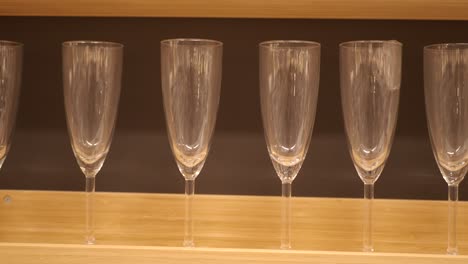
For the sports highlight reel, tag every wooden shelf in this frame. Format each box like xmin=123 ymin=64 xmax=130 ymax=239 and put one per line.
xmin=0 ymin=190 xmax=467 ymax=263
xmin=1 ymin=243 xmax=468 ymax=264
xmin=1 ymin=0 xmax=467 ymax=20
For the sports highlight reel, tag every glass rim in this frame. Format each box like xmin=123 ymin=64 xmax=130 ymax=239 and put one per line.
xmin=62 ymin=40 xmax=124 ymax=48
xmin=339 ymin=40 xmax=402 ymax=48
xmin=0 ymin=40 xmax=24 ymax=47
xmin=259 ymin=40 xmax=321 ymax=49
xmin=424 ymin=43 xmax=468 ymax=51
xmin=161 ymin=38 xmax=223 ymax=47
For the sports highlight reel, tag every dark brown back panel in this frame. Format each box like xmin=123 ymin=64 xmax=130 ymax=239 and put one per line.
xmin=0 ymin=17 xmax=467 ymax=200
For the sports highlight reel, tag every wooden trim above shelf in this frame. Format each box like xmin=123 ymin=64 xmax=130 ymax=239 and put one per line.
xmin=1 ymin=0 xmax=468 ymax=20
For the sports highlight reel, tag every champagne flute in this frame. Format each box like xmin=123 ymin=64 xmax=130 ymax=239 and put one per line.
xmin=340 ymin=40 xmax=401 ymax=252
xmin=424 ymin=43 xmax=468 ymax=255
xmin=259 ymin=40 xmax=320 ymax=249
xmin=62 ymin=41 xmax=123 ymax=244
xmin=161 ymin=38 xmax=222 ymax=247
xmin=0 ymin=41 xmax=22 ymax=171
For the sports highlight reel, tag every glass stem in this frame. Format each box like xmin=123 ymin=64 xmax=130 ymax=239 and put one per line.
xmin=281 ymin=181 xmax=292 ymax=249
xmin=363 ymin=183 xmax=374 ymax=252
xmin=184 ymin=179 xmax=195 ymax=247
xmin=447 ymin=183 xmax=459 ymax=255
xmin=85 ymin=177 xmax=96 ymax=245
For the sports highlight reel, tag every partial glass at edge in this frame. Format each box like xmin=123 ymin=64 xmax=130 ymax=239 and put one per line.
xmin=62 ymin=41 xmax=123 ymax=244
xmin=0 ymin=41 xmax=22 ymax=172
xmin=259 ymin=40 xmax=321 ymax=249
xmin=340 ymin=40 xmax=402 ymax=252
xmin=424 ymin=43 xmax=468 ymax=255
xmin=161 ymin=38 xmax=222 ymax=247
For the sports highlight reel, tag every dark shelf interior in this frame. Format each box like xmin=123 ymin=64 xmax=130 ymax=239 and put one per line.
xmin=1 ymin=17 xmax=467 ymax=200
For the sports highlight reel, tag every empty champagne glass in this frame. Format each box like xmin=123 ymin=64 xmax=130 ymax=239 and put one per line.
xmin=0 ymin=41 xmax=22 ymax=171
xmin=424 ymin=43 xmax=468 ymax=255
xmin=260 ymin=40 xmax=320 ymax=249
xmin=161 ymin=38 xmax=222 ymax=247
xmin=62 ymin=41 xmax=123 ymax=244
xmin=340 ymin=40 xmax=401 ymax=252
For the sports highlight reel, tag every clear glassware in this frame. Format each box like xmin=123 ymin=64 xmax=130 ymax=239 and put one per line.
xmin=340 ymin=40 xmax=402 ymax=252
xmin=424 ymin=43 xmax=468 ymax=255
xmin=62 ymin=41 xmax=123 ymax=244
xmin=0 ymin=41 xmax=22 ymax=170
xmin=259 ymin=40 xmax=321 ymax=249
xmin=161 ymin=38 xmax=222 ymax=247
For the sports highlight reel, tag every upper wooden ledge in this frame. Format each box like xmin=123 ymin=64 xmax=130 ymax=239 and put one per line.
xmin=1 ymin=0 xmax=467 ymax=20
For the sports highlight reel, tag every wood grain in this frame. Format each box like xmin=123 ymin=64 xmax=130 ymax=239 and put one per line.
xmin=0 ymin=190 xmax=467 ymax=254
xmin=1 ymin=243 xmax=468 ymax=264
xmin=0 ymin=0 xmax=467 ymax=20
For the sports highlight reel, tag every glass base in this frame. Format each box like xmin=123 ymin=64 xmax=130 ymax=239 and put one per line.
xmin=183 ymin=239 xmax=195 ymax=247
xmin=86 ymin=235 xmax=96 ymax=245
xmin=363 ymin=246 xmax=374 ymax=252
xmin=447 ymin=247 xmax=458 ymax=255
xmin=280 ymin=243 xmax=291 ymax=250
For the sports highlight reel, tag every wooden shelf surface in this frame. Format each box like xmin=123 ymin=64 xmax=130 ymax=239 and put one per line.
xmin=1 ymin=243 xmax=468 ymax=264
xmin=0 ymin=190 xmax=467 ymax=263
xmin=0 ymin=0 xmax=468 ymax=20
